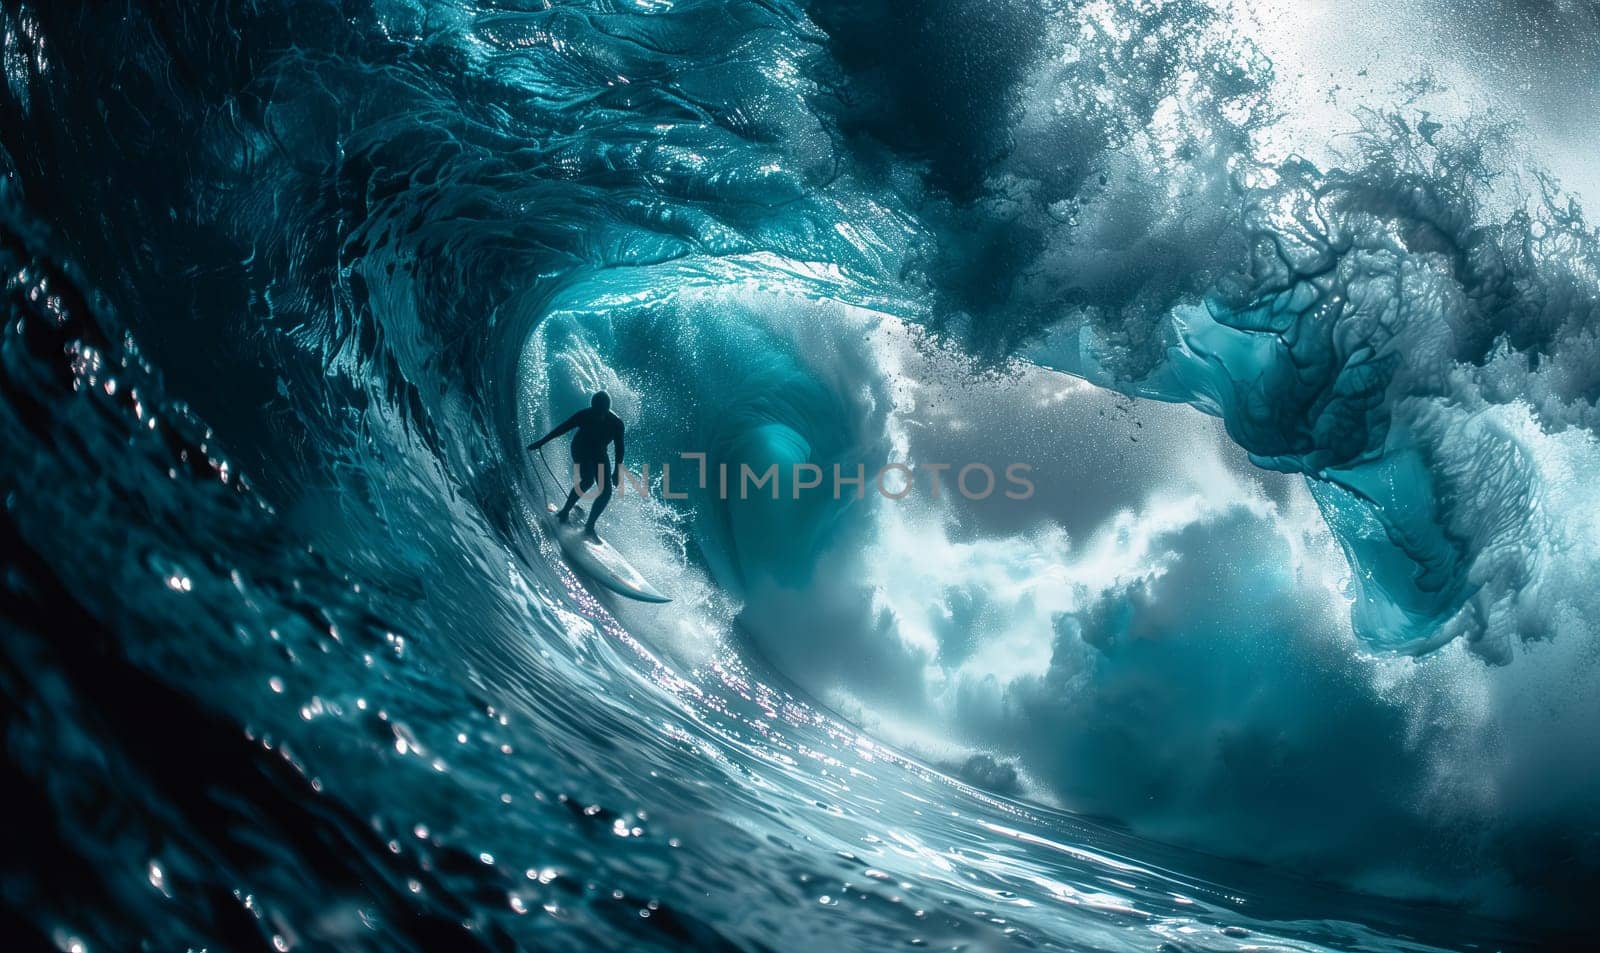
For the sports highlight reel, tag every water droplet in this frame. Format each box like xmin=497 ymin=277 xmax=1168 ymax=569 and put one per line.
xmin=147 ymin=861 xmax=170 ymax=897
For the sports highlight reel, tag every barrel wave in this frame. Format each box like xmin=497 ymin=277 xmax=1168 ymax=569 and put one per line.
xmin=2 ymin=1 xmax=1598 ymax=950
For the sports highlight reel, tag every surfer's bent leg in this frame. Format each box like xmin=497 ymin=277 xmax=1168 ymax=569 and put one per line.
xmin=585 ymin=467 xmax=613 ymax=534
xmin=558 ymin=462 xmax=598 ymax=521
xmin=556 ymin=487 xmax=581 ymax=521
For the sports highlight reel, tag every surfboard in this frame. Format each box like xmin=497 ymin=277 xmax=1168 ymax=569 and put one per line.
xmin=543 ymin=503 xmax=671 ymax=603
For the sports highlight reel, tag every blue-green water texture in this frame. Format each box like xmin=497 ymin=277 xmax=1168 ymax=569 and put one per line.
xmin=4 ymin=1 xmax=1600 ymax=950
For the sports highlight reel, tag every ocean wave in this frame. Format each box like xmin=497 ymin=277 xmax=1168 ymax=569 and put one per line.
xmin=3 ymin=0 xmax=1599 ymax=945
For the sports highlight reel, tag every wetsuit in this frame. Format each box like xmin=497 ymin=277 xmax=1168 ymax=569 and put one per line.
xmin=536 ymin=406 xmax=625 ymax=531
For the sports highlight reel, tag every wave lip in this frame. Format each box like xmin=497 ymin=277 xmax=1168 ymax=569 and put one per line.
xmin=3 ymin=0 xmax=1600 ymax=943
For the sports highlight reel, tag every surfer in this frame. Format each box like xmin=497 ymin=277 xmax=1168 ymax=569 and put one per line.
xmin=529 ymin=391 xmax=625 ymax=541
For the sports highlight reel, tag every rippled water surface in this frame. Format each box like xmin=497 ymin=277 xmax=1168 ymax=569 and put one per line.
xmin=4 ymin=0 xmax=1599 ymax=950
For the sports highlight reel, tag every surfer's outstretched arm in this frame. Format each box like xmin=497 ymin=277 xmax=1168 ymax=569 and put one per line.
xmin=528 ymin=412 xmax=581 ymax=451
xmin=611 ymin=427 xmax=624 ymax=482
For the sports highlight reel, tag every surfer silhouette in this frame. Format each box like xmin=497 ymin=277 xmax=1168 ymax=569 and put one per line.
xmin=529 ymin=391 xmax=625 ymax=542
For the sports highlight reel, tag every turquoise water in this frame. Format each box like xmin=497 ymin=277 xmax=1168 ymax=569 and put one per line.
xmin=3 ymin=1 xmax=1598 ymax=949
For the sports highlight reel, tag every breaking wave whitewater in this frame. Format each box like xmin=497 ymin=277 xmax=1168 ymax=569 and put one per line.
xmin=3 ymin=0 xmax=1600 ymax=949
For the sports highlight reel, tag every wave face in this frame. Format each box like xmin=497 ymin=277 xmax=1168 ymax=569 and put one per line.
xmin=3 ymin=0 xmax=1599 ymax=949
